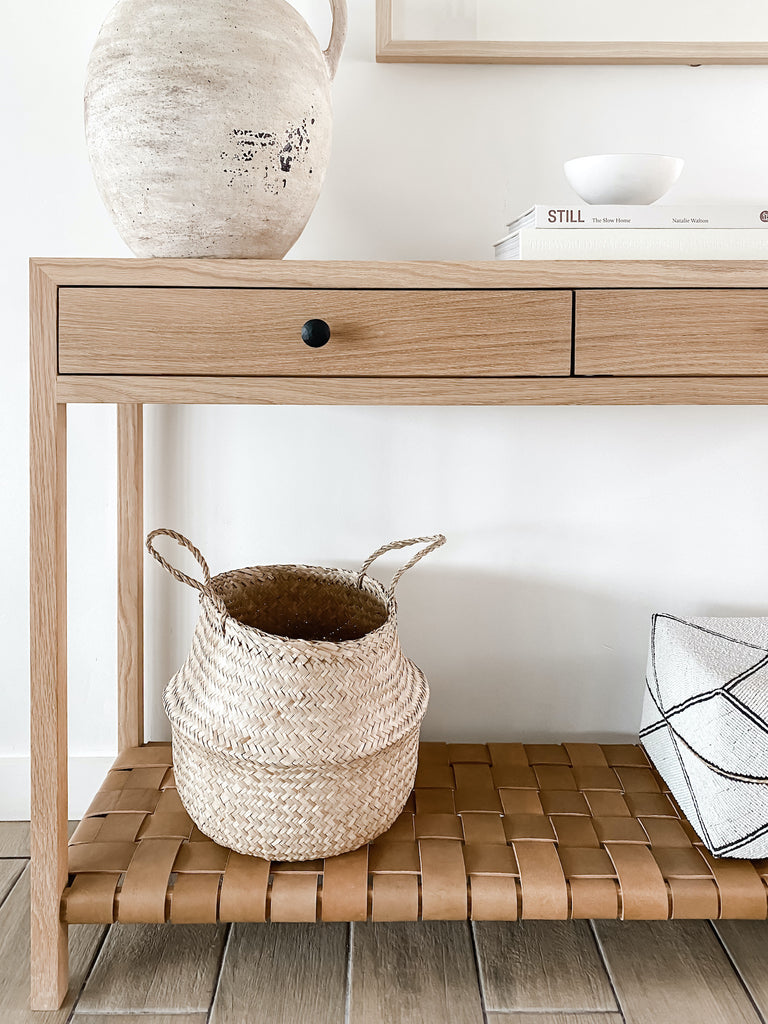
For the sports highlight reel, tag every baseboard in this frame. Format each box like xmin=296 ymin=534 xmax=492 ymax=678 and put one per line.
xmin=0 ymin=756 xmax=115 ymax=820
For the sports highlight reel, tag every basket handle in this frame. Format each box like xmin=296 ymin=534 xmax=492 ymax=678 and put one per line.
xmin=358 ymin=534 xmax=446 ymax=600
xmin=146 ymin=529 xmax=227 ymax=616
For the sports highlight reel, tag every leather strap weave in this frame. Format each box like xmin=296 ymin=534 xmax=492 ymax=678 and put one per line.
xmin=62 ymin=740 xmax=768 ymax=924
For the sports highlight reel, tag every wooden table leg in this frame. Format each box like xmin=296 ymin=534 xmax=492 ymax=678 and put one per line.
xmin=117 ymin=404 xmax=144 ymax=751
xmin=29 ymin=263 xmax=68 ymax=1009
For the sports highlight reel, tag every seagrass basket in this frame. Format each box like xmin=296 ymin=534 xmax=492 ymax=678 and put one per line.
xmin=146 ymin=528 xmax=445 ymax=860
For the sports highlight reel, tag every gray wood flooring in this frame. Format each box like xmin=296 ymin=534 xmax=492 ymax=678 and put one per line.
xmin=2 ymin=822 xmax=767 ymax=1023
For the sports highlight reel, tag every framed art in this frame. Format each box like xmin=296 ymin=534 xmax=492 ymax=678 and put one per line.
xmin=376 ymin=0 xmax=768 ymax=64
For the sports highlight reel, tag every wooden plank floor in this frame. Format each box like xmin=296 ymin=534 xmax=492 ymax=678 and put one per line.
xmin=3 ymin=823 xmax=768 ymax=1023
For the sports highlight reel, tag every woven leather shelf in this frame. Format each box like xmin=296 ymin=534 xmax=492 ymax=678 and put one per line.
xmin=62 ymin=741 xmax=768 ymax=924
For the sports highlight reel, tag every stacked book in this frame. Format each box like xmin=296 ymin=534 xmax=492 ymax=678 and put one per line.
xmin=494 ymin=205 xmax=768 ymax=260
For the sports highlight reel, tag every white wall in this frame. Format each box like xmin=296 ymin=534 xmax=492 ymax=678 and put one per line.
xmin=3 ymin=0 xmax=768 ymax=816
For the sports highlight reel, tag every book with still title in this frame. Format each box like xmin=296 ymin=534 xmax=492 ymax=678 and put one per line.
xmin=507 ymin=205 xmax=768 ymax=233
xmin=494 ymin=228 xmax=768 ymax=261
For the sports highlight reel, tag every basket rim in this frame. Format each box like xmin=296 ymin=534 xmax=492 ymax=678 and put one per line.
xmin=205 ymin=562 xmax=397 ymax=648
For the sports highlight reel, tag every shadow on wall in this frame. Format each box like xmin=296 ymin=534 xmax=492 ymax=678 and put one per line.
xmin=402 ymin=572 xmax=768 ymax=742
xmin=146 ymin=563 xmax=672 ymax=746
xmin=394 ymin=567 xmax=652 ymax=743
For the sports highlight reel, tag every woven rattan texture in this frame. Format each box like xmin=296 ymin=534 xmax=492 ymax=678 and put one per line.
xmin=62 ymin=742 xmax=768 ymax=924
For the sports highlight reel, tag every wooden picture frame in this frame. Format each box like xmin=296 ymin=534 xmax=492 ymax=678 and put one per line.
xmin=375 ymin=0 xmax=768 ymax=65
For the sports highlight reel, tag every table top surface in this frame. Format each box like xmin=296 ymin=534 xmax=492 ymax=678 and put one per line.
xmin=30 ymin=258 xmax=768 ymax=289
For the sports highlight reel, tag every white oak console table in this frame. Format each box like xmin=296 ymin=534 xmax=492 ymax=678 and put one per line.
xmin=29 ymin=259 xmax=768 ymax=1009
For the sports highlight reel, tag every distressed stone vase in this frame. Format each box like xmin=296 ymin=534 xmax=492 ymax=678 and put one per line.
xmin=84 ymin=0 xmax=347 ymax=257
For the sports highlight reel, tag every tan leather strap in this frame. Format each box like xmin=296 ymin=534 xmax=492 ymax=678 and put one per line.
xmin=62 ymin=742 xmax=768 ymax=926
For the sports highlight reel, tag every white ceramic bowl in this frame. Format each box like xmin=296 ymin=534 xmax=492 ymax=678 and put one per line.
xmin=563 ymin=153 xmax=684 ymax=205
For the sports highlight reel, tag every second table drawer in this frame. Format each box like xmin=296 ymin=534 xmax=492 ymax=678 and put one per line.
xmin=576 ymin=289 xmax=768 ymax=375
xmin=58 ymin=287 xmax=573 ymax=376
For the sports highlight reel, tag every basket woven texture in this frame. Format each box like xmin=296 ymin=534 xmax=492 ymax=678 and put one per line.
xmin=147 ymin=529 xmax=445 ymax=861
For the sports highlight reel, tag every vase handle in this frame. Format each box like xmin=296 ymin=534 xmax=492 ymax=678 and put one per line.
xmin=324 ymin=0 xmax=348 ymax=81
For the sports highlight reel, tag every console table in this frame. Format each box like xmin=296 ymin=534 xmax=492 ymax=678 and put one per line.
xmin=29 ymin=259 xmax=768 ymax=1009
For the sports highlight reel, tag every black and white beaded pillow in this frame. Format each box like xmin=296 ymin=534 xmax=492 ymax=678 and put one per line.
xmin=641 ymin=614 xmax=768 ymax=859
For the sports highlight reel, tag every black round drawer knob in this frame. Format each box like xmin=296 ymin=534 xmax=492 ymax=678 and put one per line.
xmin=301 ymin=319 xmax=331 ymax=348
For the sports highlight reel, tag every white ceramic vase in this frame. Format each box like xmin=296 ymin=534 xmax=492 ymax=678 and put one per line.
xmin=84 ymin=0 xmax=347 ymax=257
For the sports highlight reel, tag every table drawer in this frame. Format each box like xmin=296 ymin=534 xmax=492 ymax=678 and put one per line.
xmin=575 ymin=289 xmax=768 ymax=376
xmin=58 ymin=288 xmax=572 ymax=377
